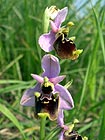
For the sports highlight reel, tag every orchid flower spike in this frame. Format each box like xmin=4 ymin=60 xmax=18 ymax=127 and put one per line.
xmin=20 ymin=54 xmax=74 ymax=121
xmin=39 ymin=7 xmax=83 ymax=60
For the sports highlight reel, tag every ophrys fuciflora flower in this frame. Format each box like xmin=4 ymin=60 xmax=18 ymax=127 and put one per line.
xmin=39 ymin=7 xmax=83 ymax=60
xmin=20 ymin=54 xmax=74 ymax=122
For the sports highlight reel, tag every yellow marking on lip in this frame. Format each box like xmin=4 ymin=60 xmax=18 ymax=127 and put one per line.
xmin=43 ymin=101 xmax=49 ymax=104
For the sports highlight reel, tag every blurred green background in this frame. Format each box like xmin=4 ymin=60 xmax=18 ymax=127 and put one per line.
xmin=0 ymin=0 xmax=105 ymax=139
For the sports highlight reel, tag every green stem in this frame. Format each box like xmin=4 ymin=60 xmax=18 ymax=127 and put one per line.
xmin=40 ymin=115 xmax=46 ymax=140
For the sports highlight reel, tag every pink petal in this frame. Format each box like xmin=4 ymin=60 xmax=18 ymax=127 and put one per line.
xmin=50 ymin=21 xmax=59 ymax=33
xmin=42 ymin=54 xmax=60 ymax=78
xmin=20 ymin=83 xmax=41 ymax=106
xmin=55 ymin=7 xmax=68 ymax=28
xmin=31 ymin=74 xmax=43 ymax=83
xmin=38 ymin=31 xmax=55 ymax=52
xmin=50 ymin=75 xmax=66 ymax=85
xmin=55 ymin=84 xmax=74 ymax=110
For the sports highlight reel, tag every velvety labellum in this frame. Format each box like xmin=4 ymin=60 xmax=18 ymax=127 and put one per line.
xmin=54 ymin=34 xmax=78 ymax=60
xmin=34 ymin=85 xmax=59 ymax=120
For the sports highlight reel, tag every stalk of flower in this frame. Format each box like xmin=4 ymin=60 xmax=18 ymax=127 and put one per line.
xmin=20 ymin=54 xmax=74 ymax=125
xmin=39 ymin=7 xmax=83 ymax=60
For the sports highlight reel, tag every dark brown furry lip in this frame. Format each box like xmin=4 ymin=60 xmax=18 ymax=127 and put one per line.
xmin=53 ymin=34 xmax=77 ymax=60
xmin=35 ymin=93 xmax=59 ymax=121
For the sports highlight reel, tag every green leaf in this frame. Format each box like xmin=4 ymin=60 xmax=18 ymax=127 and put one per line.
xmin=0 ymin=103 xmax=26 ymax=140
xmin=99 ymin=104 xmax=105 ymax=140
xmin=78 ymin=57 xmax=91 ymax=110
xmin=91 ymin=2 xmax=105 ymax=63
xmin=45 ymin=127 xmax=61 ymax=140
